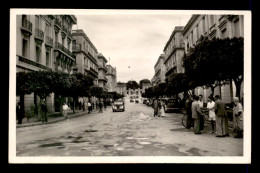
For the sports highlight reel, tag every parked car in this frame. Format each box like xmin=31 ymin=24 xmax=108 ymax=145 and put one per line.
xmin=164 ymin=98 xmax=182 ymax=113
xmin=112 ymin=100 xmax=125 ymax=112
xmin=130 ymin=99 xmax=134 ymax=102
xmin=143 ymin=99 xmax=147 ymax=104
xmin=135 ymin=99 xmax=139 ymax=103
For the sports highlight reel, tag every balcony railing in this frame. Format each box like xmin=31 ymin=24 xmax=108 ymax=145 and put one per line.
xmin=21 ymin=19 xmax=32 ymax=34
xmin=45 ymin=36 xmax=53 ymax=47
xmin=54 ymin=18 xmax=61 ymax=29
xmin=90 ymin=67 xmax=98 ymax=75
xmin=54 ymin=42 xmax=75 ymax=59
xmin=18 ymin=55 xmax=52 ymax=71
xmin=35 ymin=28 xmax=44 ymax=41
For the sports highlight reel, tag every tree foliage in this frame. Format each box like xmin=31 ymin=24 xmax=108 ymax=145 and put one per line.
xmin=126 ymin=80 xmax=139 ymax=90
xmin=139 ymin=79 xmax=151 ymax=88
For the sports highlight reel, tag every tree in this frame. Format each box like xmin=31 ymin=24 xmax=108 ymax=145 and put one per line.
xmin=139 ymin=79 xmax=151 ymax=88
xmin=126 ymin=80 xmax=139 ymax=90
xmin=183 ymin=37 xmax=244 ymax=99
xmin=90 ymin=86 xmax=104 ymax=101
xmin=16 ymin=72 xmax=32 ymax=113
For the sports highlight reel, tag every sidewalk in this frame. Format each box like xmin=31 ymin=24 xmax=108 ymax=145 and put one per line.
xmin=16 ymin=107 xmax=109 ymax=128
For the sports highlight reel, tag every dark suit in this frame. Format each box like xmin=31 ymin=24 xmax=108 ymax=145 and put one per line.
xmin=215 ymin=99 xmax=228 ymax=136
xmin=192 ymin=101 xmax=203 ymax=134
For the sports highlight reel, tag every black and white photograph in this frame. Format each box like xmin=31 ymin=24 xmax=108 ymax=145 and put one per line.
xmin=9 ymin=9 xmax=251 ymax=163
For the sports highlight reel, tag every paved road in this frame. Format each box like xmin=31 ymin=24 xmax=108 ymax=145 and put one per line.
xmin=16 ymin=99 xmax=243 ymax=156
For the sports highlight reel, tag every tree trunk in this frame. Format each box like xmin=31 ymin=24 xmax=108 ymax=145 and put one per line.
xmin=210 ymin=85 xmax=215 ymax=96
xmin=234 ymin=79 xmax=242 ymax=100
xmin=73 ymin=97 xmax=76 ymax=114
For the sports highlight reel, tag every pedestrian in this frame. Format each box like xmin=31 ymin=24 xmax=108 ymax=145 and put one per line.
xmin=79 ymin=101 xmax=82 ymax=110
xmin=198 ymin=95 xmax=205 ymax=132
xmin=185 ymin=95 xmax=193 ymax=129
xmin=153 ymin=98 xmax=159 ymax=117
xmin=62 ymin=102 xmax=69 ymax=121
xmin=41 ymin=100 xmax=48 ymax=123
xmin=98 ymin=101 xmax=103 ymax=113
xmin=88 ymin=101 xmax=91 ymax=114
xmin=207 ymin=96 xmax=216 ymax=133
xmin=160 ymin=100 xmax=165 ymax=117
xmin=16 ymin=102 xmax=25 ymax=124
xmin=214 ymin=95 xmax=228 ymax=137
xmin=233 ymin=97 xmax=243 ymax=138
xmin=191 ymin=95 xmax=205 ymax=134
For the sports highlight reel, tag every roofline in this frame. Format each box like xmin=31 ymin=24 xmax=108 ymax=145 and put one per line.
xmin=163 ymin=26 xmax=184 ymax=52
xmin=72 ymin=29 xmax=98 ymax=53
xmin=181 ymin=15 xmax=201 ymax=37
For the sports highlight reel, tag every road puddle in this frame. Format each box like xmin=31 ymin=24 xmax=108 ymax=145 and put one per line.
xmin=39 ymin=142 xmax=63 ymax=148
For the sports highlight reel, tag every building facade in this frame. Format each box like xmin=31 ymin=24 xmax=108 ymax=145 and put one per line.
xmin=97 ymin=53 xmax=108 ymax=91
xmin=163 ymin=26 xmax=185 ymax=78
xmin=182 ymin=15 xmax=244 ymax=103
xmin=16 ymin=15 xmax=77 ymax=115
xmin=72 ymin=29 xmax=99 ymax=85
xmin=153 ymin=54 xmax=166 ymax=86
xmin=106 ymin=65 xmax=117 ymax=92
xmin=116 ymin=82 xmax=127 ymax=96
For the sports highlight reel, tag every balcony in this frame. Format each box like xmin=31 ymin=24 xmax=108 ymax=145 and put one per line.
xmin=34 ymin=28 xmax=44 ymax=42
xmin=98 ymin=76 xmax=108 ymax=82
xmin=209 ymin=23 xmax=217 ymax=38
xmin=45 ymin=36 xmax=53 ymax=48
xmin=54 ymin=42 xmax=76 ymax=60
xmin=21 ymin=19 xmax=32 ymax=35
xmin=218 ymin=15 xmax=227 ymax=31
xmin=72 ymin=43 xmax=81 ymax=52
xmin=54 ymin=18 xmax=61 ymax=30
xmin=18 ymin=55 xmax=52 ymax=71
xmin=98 ymin=65 xmax=108 ymax=72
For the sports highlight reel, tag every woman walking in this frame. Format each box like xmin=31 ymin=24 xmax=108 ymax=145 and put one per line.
xmin=62 ymin=102 xmax=69 ymax=121
xmin=207 ymin=96 xmax=216 ymax=133
xmin=159 ymin=100 xmax=165 ymax=117
xmin=233 ymin=97 xmax=243 ymax=138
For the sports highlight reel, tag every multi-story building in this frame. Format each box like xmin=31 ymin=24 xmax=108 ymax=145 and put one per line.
xmin=153 ymin=54 xmax=166 ymax=86
xmin=182 ymin=15 xmax=244 ymax=103
xmin=16 ymin=15 xmax=77 ymax=114
xmin=97 ymin=53 xmax=108 ymax=91
xmin=116 ymin=82 xmax=127 ymax=96
xmin=72 ymin=29 xmax=99 ymax=85
xmin=106 ymin=64 xmax=117 ymax=92
xmin=140 ymin=82 xmax=152 ymax=96
xmin=163 ymin=26 xmax=185 ymax=79
xmin=127 ymin=88 xmax=141 ymax=100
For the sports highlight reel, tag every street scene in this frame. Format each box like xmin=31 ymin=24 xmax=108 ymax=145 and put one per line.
xmin=16 ymin=98 xmax=242 ymax=156
xmin=11 ymin=10 xmax=249 ymax=162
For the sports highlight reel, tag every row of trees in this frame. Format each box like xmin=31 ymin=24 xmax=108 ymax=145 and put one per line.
xmin=143 ymin=37 xmax=244 ymax=100
xmin=16 ymin=71 xmax=124 ymax=114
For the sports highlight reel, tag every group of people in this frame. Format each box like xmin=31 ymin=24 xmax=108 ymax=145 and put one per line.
xmin=185 ymin=94 xmax=243 ymax=138
xmin=153 ymin=99 xmax=166 ymax=117
xmin=79 ymin=100 xmax=107 ymax=114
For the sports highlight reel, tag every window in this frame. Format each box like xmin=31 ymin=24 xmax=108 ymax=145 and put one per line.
xmin=22 ymin=39 xmax=28 ymax=57
xmin=46 ymin=51 xmax=50 ymax=66
xmin=35 ymin=16 xmax=40 ymax=29
xmin=196 ymin=25 xmax=199 ymax=41
xmin=190 ymin=31 xmax=193 ymax=45
xmin=36 ymin=46 xmax=41 ymax=63
xmin=45 ymin=23 xmax=51 ymax=37
xmin=221 ymin=29 xmax=227 ymax=39
xmin=62 ymin=38 xmax=65 ymax=46
xmin=55 ymin=32 xmax=58 ymax=42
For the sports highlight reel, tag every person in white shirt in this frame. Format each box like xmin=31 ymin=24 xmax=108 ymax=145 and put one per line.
xmin=62 ymin=102 xmax=69 ymax=121
xmin=207 ymin=96 xmax=216 ymax=133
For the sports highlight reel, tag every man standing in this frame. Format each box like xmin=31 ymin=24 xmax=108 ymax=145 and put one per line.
xmin=153 ymin=98 xmax=159 ymax=117
xmin=191 ymin=96 xmax=205 ymax=134
xmin=185 ymin=95 xmax=193 ymax=129
xmin=16 ymin=102 xmax=24 ymax=124
xmin=98 ymin=101 xmax=103 ymax=113
xmin=198 ymin=95 xmax=205 ymax=132
xmin=41 ymin=100 xmax=48 ymax=123
xmin=62 ymin=102 xmax=69 ymax=121
xmin=214 ymin=95 xmax=228 ymax=137
xmin=87 ymin=101 xmax=92 ymax=114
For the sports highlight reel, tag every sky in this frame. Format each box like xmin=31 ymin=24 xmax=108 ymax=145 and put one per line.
xmin=72 ymin=12 xmax=191 ymax=83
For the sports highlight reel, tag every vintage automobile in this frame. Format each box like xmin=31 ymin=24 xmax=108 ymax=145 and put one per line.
xmin=142 ymin=98 xmax=147 ymax=104
xmin=164 ymin=98 xmax=182 ymax=113
xmin=130 ymin=99 xmax=134 ymax=102
xmin=135 ymin=99 xmax=139 ymax=103
xmin=112 ymin=100 xmax=125 ymax=112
